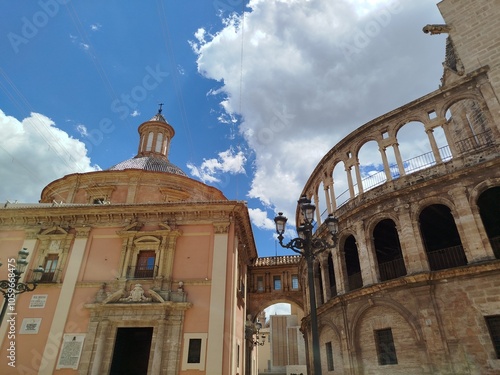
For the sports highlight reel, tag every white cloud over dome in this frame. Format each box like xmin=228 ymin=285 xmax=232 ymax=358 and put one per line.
xmin=0 ymin=110 xmax=100 ymax=203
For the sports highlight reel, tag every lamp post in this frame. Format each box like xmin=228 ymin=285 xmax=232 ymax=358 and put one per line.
xmin=0 ymin=248 xmax=44 ymax=326
xmin=245 ymin=316 xmax=266 ymax=347
xmin=274 ymin=196 xmax=338 ymax=375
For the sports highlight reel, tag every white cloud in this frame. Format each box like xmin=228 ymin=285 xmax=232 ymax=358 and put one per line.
xmin=76 ymin=124 xmax=88 ymax=137
xmin=131 ymin=110 xmax=140 ymax=117
xmin=90 ymin=23 xmax=101 ymax=31
xmin=248 ymin=208 xmax=276 ymax=230
xmin=192 ymin=0 xmax=446 ymax=228
xmin=264 ymin=303 xmax=291 ymax=320
xmin=0 ymin=110 xmax=100 ymax=203
xmin=186 ymin=146 xmax=247 ymax=183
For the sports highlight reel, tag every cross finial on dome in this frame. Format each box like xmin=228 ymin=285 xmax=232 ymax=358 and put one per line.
xmin=158 ymin=103 xmax=164 ymax=114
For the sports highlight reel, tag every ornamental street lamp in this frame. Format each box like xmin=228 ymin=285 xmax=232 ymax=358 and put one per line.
xmin=0 ymin=248 xmax=44 ymax=326
xmin=245 ymin=315 xmax=266 ymax=347
xmin=274 ymin=196 xmax=338 ymax=375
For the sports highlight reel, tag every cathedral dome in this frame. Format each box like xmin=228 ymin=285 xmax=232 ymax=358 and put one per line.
xmin=108 ymin=104 xmax=186 ymax=176
xmin=108 ymin=156 xmax=187 ymax=176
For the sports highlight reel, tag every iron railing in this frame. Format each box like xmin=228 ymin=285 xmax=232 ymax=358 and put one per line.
xmin=348 ymin=272 xmax=363 ymax=291
xmin=490 ymin=236 xmax=500 ymax=259
xmin=127 ymin=265 xmax=158 ymax=279
xmin=379 ymin=258 xmax=407 ymax=282
xmin=25 ymin=268 xmax=61 ymax=283
xmin=426 ymin=245 xmax=467 ymax=271
xmin=455 ymin=129 xmax=494 ymax=154
xmin=328 ymin=146 xmax=452 ymax=217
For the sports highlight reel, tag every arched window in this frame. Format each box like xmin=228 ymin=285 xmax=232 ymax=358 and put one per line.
xmin=344 ymin=235 xmax=362 ymax=291
xmin=316 ymin=262 xmax=324 ymax=305
xmin=477 ymin=187 xmax=500 ymax=259
xmin=419 ymin=204 xmax=467 ymax=270
xmin=146 ymin=131 xmax=154 ymax=151
xmin=373 ymin=219 xmax=406 ymax=281
xmin=155 ymin=133 xmax=163 ymax=153
xmin=327 ymin=253 xmax=337 ymax=297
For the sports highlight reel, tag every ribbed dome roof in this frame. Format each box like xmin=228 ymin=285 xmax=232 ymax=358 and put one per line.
xmin=108 ymin=156 xmax=187 ymax=176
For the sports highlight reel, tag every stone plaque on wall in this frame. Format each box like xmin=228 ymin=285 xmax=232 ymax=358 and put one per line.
xmin=29 ymin=294 xmax=48 ymax=309
xmin=56 ymin=334 xmax=85 ymax=369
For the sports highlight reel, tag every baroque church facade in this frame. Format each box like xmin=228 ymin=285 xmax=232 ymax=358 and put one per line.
xmin=0 ymin=109 xmax=257 ymax=375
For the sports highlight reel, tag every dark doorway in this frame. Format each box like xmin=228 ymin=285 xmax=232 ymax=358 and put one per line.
xmin=110 ymin=327 xmax=153 ymax=375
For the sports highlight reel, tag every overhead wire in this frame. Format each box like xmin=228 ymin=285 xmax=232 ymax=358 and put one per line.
xmin=0 ymin=2 xmax=123 ymax=202
xmin=155 ymin=0 xmax=195 ymax=161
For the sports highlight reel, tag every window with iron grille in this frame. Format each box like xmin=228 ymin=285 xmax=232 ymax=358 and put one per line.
xmin=41 ymin=254 xmax=58 ymax=282
xmin=291 ymin=274 xmax=299 ymax=289
xmin=135 ymin=250 xmax=156 ymax=278
xmin=325 ymin=341 xmax=334 ymax=371
xmin=485 ymin=315 xmax=500 ymax=359
xmin=375 ymin=328 xmax=398 ymax=365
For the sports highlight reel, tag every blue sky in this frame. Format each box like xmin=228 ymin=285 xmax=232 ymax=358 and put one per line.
xmin=0 ymin=0 xmax=447 ymax=257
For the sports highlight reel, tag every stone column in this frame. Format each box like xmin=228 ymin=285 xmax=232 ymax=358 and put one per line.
xmin=354 ymin=221 xmax=378 ymax=286
xmin=313 ymin=191 xmax=321 ymax=225
xmin=395 ymin=204 xmax=429 ymax=273
xmin=151 ymin=320 xmax=166 ymax=375
xmin=333 ymin=248 xmax=347 ymax=295
xmin=329 ymin=179 xmax=337 ymax=212
xmin=346 ymin=167 xmax=356 ymax=200
xmin=320 ymin=254 xmax=332 ymax=301
xmin=354 ymin=159 xmax=364 ymax=195
xmin=324 ymin=178 xmax=333 ymax=215
xmin=392 ymin=142 xmax=406 ymax=177
xmin=90 ymin=319 xmax=110 ymax=375
xmin=425 ymin=128 xmax=443 ymax=163
xmin=379 ymin=145 xmax=392 ymax=181
xmin=448 ymin=187 xmax=494 ymax=262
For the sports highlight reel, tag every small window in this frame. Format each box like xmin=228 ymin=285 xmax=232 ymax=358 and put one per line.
xmin=273 ymin=276 xmax=281 ymax=290
xmin=375 ymin=328 xmax=398 ymax=365
xmin=291 ymin=275 xmax=299 ymax=289
xmin=146 ymin=131 xmax=154 ymax=151
xmin=93 ymin=198 xmax=105 ymax=204
xmin=485 ymin=315 xmax=500 ymax=359
xmin=325 ymin=341 xmax=334 ymax=371
xmin=237 ymin=344 xmax=240 ymax=369
xmin=182 ymin=334 xmax=207 ymax=371
xmin=257 ymin=276 xmax=264 ymax=292
xmin=187 ymin=338 xmax=202 ymax=363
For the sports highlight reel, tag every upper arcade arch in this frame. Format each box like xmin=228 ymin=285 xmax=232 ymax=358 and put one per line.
xmin=301 ymin=68 xmax=499 ymax=229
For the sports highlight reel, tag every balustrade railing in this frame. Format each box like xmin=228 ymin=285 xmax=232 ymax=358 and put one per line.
xmin=253 ymin=255 xmax=302 ymax=267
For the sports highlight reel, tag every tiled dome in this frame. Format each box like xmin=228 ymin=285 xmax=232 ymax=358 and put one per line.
xmin=108 ymin=156 xmax=187 ymax=176
xmin=107 ymin=105 xmax=186 ymax=176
